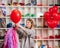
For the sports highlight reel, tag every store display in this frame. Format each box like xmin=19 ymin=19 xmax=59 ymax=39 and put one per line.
xmin=3 ymin=10 xmax=6 ymax=16
xmin=1 ymin=0 xmax=7 ymax=6
xmin=8 ymin=3 xmax=11 ymax=6
xmin=55 ymin=4 xmax=60 ymax=6
xmin=42 ymin=0 xmax=47 ymax=6
xmin=0 ymin=30 xmax=5 ymax=39
xmin=40 ymin=45 xmax=47 ymax=48
xmin=48 ymin=0 xmax=54 ymax=6
xmin=25 ymin=0 xmax=37 ymax=6
xmin=0 ymin=0 xmax=60 ymax=48
xmin=7 ymin=0 xmax=12 ymax=6
xmin=49 ymin=36 xmax=54 ymax=39
xmin=12 ymin=2 xmax=18 ymax=6
xmin=31 ymin=14 xmax=36 ymax=17
xmin=18 ymin=0 xmax=24 ymax=6
xmin=0 ymin=18 xmax=6 ymax=28
xmin=37 ymin=0 xmax=42 ymax=6
xmin=34 ymin=42 xmax=38 ymax=48
xmin=12 ymin=0 xmax=18 ymax=6
xmin=0 ymin=8 xmax=3 ymax=17
xmin=24 ymin=13 xmax=36 ymax=17
xmin=0 ymin=36 xmax=4 ymax=39
xmin=0 ymin=18 xmax=2 ymax=22
xmin=37 ymin=4 xmax=42 ymax=6
xmin=2 ymin=7 xmax=6 ymax=16
xmin=55 ymin=46 xmax=60 ymax=48
xmin=55 ymin=35 xmax=60 ymax=39
xmin=31 ymin=0 xmax=37 ymax=6
xmin=25 ymin=3 xmax=31 ymax=6
xmin=0 ymin=7 xmax=6 ymax=17
xmin=25 ymin=13 xmax=30 ymax=17
xmin=38 ymin=41 xmax=42 ymax=48
xmin=34 ymin=35 xmax=42 ymax=39
xmin=19 ymin=3 xmax=24 ymax=6
xmin=0 ymin=0 xmax=58 ymax=6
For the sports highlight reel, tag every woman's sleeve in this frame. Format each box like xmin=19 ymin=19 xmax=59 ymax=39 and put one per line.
xmin=24 ymin=28 xmax=35 ymax=38
xmin=17 ymin=27 xmax=24 ymax=34
xmin=17 ymin=27 xmax=27 ymax=36
xmin=17 ymin=27 xmax=35 ymax=38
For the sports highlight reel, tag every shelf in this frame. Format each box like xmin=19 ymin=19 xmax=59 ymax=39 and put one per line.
xmin=35 ymin=28 xmax=60 ymax=29
xmin=34 ymin=39 xmax=60 ymax=41
xmin=0 ymin=17 xmax=43 ymax=19
xmin=2 ymin=16 xmax=43 ymax=19
xmin=6 ymin=17 xmax=37 ymax=19
xmin=0 ymin=39 xmax=3 ymax=42
xmin=0 ymin=0 xmax=60 ymax=48
xmin=0 ymin=6 xmax=60 ymax=8
xmin=0 ymin=17 xmax=7 ymax=18
xmin=0 ymin=39 xmax=60 ymax=42
xmin=0 ymin=5 xmax=6 ymax=7
xmin=0 ymin=28 xmax=60 ymax=30
xmin=0 ymin=39 xmax=22 ymax=42
xmin=0 ymin=28 xmax=10 ymax=29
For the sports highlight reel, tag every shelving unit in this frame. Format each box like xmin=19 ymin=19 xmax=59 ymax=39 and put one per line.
xmin=0 ymin=0 xmax=60 ymax=48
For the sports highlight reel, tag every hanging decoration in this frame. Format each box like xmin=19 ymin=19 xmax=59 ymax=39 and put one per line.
xmin=3 ymin=28 xmax=20 ymax=48
xmin=44 ymin=6 xmax=60 ymax=28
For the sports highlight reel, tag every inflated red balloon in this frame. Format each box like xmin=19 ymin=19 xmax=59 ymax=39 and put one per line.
xmin=49 ymin=6 xmax=58 ymax=14
xmin=53 ymin=6 xmax=58 ymax=13
xmin=44 ymin=6 xmax=59 ymax=28
xmin=10 ymin=9 xmax=21 ymax=23
xmin=49 ymin=7 xmax=53 ymax=14
xmin=47 ymin=20 xmax=58 ymax=28
xmin=58 ymin=13 xmax=60 ymax=20
xmin=52 ymin=13 xmax=59 ymax=21
xmin=44 ymin=12 xmax=51 ymax=21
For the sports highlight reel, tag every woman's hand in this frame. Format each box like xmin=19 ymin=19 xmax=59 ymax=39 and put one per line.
xmin=15 ymin=23 xmax=26 ymax=31
xmin=13 ymin=24 xmax=18 ymax=30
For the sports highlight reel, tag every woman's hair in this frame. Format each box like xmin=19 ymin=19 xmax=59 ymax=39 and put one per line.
xmin=26 ymin=18 xmax=34 ymax=29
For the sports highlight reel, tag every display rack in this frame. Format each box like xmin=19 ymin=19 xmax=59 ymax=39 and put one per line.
xmin=0 ymin=0 xmax=60 ymax=48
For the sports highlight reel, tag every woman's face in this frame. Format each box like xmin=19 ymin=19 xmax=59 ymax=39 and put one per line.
xmin=26 ymin=20 xmax=32 ymax=28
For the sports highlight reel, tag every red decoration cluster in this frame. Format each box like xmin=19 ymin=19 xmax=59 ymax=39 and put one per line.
xmin=44 ymin=6 xmax=60 ymax=28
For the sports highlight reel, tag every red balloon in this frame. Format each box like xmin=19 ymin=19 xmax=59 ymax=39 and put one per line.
xmin=10 ymin=9 xmax=22 ymax=23
xmin=58 ymin=13 xmax=60 ymax=20
xmin=47 ymin=20 xmax=58 ymax=28
xmin=49 ymin=6 xmax=58 ymax=14
xmin=52 ymin=13 xmax=59 ymax=21
xmin=44 ymin=12 xmax=51 ymax=21
xmin=53 ymin=6 xmax=58 ymax=13
xmin=49 ymin=7 xmax=53 ymax=14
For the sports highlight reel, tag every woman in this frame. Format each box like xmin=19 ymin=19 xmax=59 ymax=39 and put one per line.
xmin=16 ymin=18 xmax=35 ymax=48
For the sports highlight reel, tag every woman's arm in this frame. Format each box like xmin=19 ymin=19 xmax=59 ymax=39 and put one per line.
xmin=16 ymin=27 xmax=27 ymax=38
xmin=16 ymin=24 xmax=35 ymax=38
xmin=16 ymin=24 xmax=33 ymax=35
xmin=16 ymin=23 xmax=26 ymax=31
